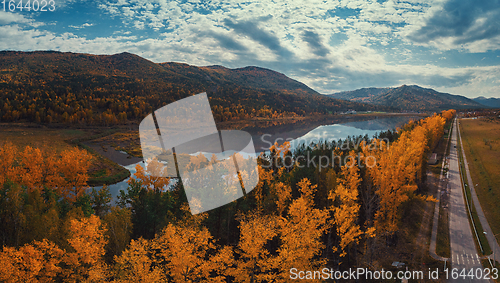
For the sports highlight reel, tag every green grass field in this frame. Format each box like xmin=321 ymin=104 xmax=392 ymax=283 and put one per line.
xmin=459 ymin=118 xmax=500 ymax=254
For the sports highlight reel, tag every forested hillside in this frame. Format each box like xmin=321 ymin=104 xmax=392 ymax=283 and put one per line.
xmin=0 ymin=51 xmax=385 ymax=125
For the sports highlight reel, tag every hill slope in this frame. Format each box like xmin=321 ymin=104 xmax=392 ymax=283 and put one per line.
xmin=0 ymin=51 xmax=384 ymax=125
xmin=202 ymin=65 xmax=321 ymax=96
xmin=330 ymin=85 xmax=484 ymax=111
xmin=330 ymin=87 xmax=391 ymax=102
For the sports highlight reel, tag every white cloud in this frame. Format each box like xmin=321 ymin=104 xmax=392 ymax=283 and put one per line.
xmin=0 ymin=11 xmax=30 ymax=25
xmin=69 ymin=23 xmax=94 ymax=29
xmin=435 ymin=66 xmax=500 ymax=98
xmin=0 ymin=24 xmax=138 ymax=54
xmin=401 ymin=0 xmax=500 ymax=52
xmin=0 ymin=11 xmax=44 ymax=27
xmin=1 ymin=0 xmax=499 ymax=98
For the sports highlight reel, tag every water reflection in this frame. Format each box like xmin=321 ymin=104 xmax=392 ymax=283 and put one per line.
xmin=98 ymin=114 xmax=424 ymax=202
xmin=290 ymin=124 xmax=382 ymax=149
xmin=93 ymin=162 xmax=144 ymax=204
xmin=253 ymin=115 xmax=423 ymax=152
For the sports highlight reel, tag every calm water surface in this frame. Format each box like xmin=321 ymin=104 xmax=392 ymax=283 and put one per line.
xmin=99 ymin=114 xmax=424 ymax=202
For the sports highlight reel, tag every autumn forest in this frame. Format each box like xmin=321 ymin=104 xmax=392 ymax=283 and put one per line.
xmin=0 ymin=51 xmax=390 ymax=126
xmin=0 ymin=106 xmax=456 ymax=282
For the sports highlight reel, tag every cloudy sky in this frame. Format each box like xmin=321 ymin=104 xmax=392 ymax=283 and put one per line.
xmin=1 ymin=0 xmax=499 ymax=98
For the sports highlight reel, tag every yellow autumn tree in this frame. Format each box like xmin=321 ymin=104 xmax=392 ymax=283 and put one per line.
xmin=252 ymin=164 xmax=273 ymax=211
xmin=19 ymin=146 xmax=44 ymax=192
xmin=57 ymin=148 xmax=93 ymax=202
xmin=113 ymin=238 xmax=165 ymax=282
xmin=329 ymin=151 xmax=375 ymax=260
xmin=130 ymin=159 xmax=170 ymax=192
xmin=441 ymin=109 xmax=456 ymax=122
xmin=62 ymin=215 xmax=109 ymax=282
xmin=146 ymin=205 xmax=233 ymax=282
xmin=364 ymin=117 xmax=441 ymax=235
xmin=0 ymin=142 xmax=18 ymax=186
xmin=0 ymin=143 xmax=92 ymax=202
xmin=273 ymin=181 xmax=292 ymax=216
xmin=0 ymin=239 xmax=64 ymax=283
xmin=234 ymin=212 xmax=278 ymax=283
xmin=369 ymin=132 xmax=418 ymax=234
xmin=273 ymin=178 xmax=329 ymax=281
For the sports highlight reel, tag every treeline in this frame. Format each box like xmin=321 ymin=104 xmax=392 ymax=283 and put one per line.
xmin=0 ymin=110 xmax=455 ymax=282
xmin=0 ymin=87 xmax=300 ymax=125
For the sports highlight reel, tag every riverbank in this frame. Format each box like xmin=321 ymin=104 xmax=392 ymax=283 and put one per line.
xmin=216 ymin=112 xmax=427 ymax=130
xmin=0 ymin=112 xmax=427 ymax=188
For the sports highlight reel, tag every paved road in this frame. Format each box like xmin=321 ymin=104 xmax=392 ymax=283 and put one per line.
xmin=430 ymin=121 xmax=451 ymax=262
xmin=448 ymin=119 xmax=484 ymax=282
xmin=457 ymin=119 xmax=500 ymax=266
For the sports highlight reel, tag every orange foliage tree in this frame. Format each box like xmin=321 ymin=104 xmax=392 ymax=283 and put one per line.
xmin=273 ymin=178 xmax=329 ymax=281
xmin=62 ymin=215 xmax=109 ymax=282
xmin=0 ymin=215 xmax=108 ymax=282
xmin=363 ymin=111 xmax=450 ymax=236
xmin=234 ymin=213 xmax=278 ymax=283
xmin=115 ymin=205 xmax=233 ymax=282
xmin=329 ymin=151 xmax=375 ymax=260
xmin=0 ymin=142 xmax=92 ymax=202
xmin=0 ymin=239 xmax=64 ymax=283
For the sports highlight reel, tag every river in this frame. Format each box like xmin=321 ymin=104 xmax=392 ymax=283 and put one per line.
xmin=97 ymin=114 xmax=424 ymax=202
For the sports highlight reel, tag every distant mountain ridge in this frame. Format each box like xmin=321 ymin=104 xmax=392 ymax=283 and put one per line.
xmin=473 ymin=96 xmax=500 ymax=108
xmin=331 ymin=87 xmax=392 ymax=102
xmin=158 ymin=62 xmax=321 ymax=97
xmin=330 ymin=85 xmax=484 ymax=111
xmin=203 ymin=65 xmax=321 ymax=96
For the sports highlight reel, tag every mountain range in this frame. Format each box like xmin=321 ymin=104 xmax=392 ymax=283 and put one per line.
xmin=0 ymin=51 xmax=385 ymax=125
xmin=329 ymin=85 xmax=485 ymax=111
xmin=0 ymin=51 xmax=491 ymax=126
xmin=472 ymin=97 xmax=500 ymax=108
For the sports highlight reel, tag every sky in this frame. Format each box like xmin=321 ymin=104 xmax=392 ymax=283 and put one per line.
xmin=0 ymin=0 xmax=499 ymax=98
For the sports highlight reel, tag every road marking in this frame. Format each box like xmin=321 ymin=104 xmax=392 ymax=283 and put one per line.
xmin=457 ymin=254 xmax=460 ymax=265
